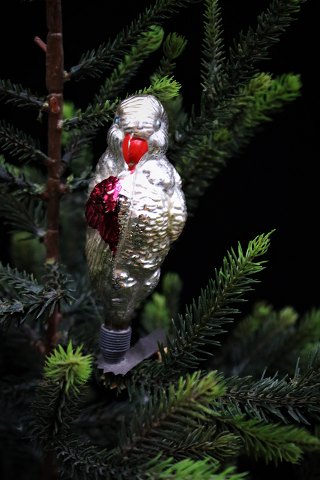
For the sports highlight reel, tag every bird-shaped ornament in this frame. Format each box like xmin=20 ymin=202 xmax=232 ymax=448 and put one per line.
xmin=85 ymin=95 xmax=187 ymax=373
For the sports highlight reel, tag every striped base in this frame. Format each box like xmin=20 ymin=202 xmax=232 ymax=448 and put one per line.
xmin=100 ymin=324 xmax=132 ymax=363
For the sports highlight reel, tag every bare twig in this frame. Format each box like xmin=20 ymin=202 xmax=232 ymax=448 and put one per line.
xmin=43 ymin=0 xmax=65 ymax=353
xmin=34 ymin=36 xmax=47 ymax=53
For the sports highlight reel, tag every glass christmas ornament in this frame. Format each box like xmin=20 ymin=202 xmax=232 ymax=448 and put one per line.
xmin=85 ymin=94 xmax=187 ymax=372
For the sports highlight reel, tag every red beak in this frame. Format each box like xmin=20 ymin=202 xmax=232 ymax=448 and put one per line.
xmin=122 ymin=134 xmax=148 ymax=171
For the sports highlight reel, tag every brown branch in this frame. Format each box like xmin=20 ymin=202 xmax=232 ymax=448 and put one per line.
xmin=41 ymin=3 xmax=65 ymax=479
xmin=43 ymin=0 xmax=65 ymax=354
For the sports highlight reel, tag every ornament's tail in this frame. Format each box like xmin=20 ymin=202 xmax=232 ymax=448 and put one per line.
xmin=86 ymin=226 xmax=163 ymax=363
xmin=86 ymin=228 xmax=134 ymax=363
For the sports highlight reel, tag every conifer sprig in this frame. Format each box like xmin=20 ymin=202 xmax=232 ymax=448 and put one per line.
xmin=222 ymin=367 xmax=320 ymax=425
xmin=115 ymin=371 xmax=235 ymax=464
xmin=218 ymin=303 xmax=320 ymax=377
xmin=0 ymin=121 xmax=48 ymax=164
xmin=0 ymin=193 xmax=46 ymax=238
xmin=136 ymin=75 xmax=182 ymax=102
xmin=145 ymin=457 xmax=247 ymax=480
xmin=201 ymin=0 xmax=225 ymax=98
xmin=68 ymin=0 xmax=195 ymax=80
xmin=65 ymin=173 xmax=91 ymax=192
xmin=32 ymin=342 xmax=92 ymax=441
xmin=152 ymin=33 xmax=187 ymax=80
xmin=212 ymin=414 xmax=320 ymax=464
xmin=0 ymin=79 xmax=46 ymax=110
xmin=0 ymin=156 xmax=43 ymax=194
xmin=95 ymin=25 xmax=164 ymax=102
xmin=160 ymin=232 xmax=273 ymax=371
xmin=222 ymin=73 xmax=302 ymax=153
xmin=54 ymin=436 xmax=131 ymax=480
xmin=217 ymin=0 xmax=306 ymax=98
xmin=44 ymin=341 xmax=93 ymax=395
xmin=177 ymin=73 xmax=301 ymax=212
xmin=63 ymin=76 xmax=181 ymax=133
xmin=0 ymin=264 xmax=74 ymax=328
xmin=62 ymin=99 xmax=118 ymax=132
xmin=69 ymin=26 xmax=165 ymax=137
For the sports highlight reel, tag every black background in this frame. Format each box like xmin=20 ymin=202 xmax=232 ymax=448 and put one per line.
xmin=0 ymin=0 xmax=318 ymax=315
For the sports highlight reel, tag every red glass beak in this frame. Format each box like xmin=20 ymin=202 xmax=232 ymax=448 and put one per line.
xmin=122 ymin=134 xmax=148 ymax=171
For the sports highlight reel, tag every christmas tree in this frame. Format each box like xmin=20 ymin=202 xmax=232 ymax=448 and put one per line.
xmin=0 ymin=1 xmax=319 ymax=479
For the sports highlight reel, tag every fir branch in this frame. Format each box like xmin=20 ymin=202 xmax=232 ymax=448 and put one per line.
xmin=73 ymin=396 xmax=141 ymax=448
xmin=0 ymin=121 xmax=49 ymax=164
xmin=222 ymin=73 xmax=302 ymax=154
xmin=95 ymin=25 xmax=164 ymax=102
xmin=141 ymin=272 xmax=183 ymax=334
xmin=213 ymin=413 xmax=320 ymax=465
xmin=172 ymin=0 xmax=305 ymax=213
xmin=32 ymin=342 xmax=92 ymax=441
xmin=162 ymin=272 xmax=184 ymax=323
xmin=215 ymin=0 xmax=307 ymax=98
xmin=113 ymin=371 xmax=230 ymax=465
xmin=152 ymin=33 xmax=187 ymax=80
xmin=70 ymin=25 xmax=165 ymax=141
xmin=54 ymin=436 xmax=133 ymax=480
xmin=166 ymin=428 xmax=239 ymax=463
xmin=64 ymin=76 xmax=181 ymax=135
xmin=163 ymin=33 xmax=188 ymax=61
xmin=127 ymin=233 xmax=273 ymax=391
xmin=0 ymin=79 xmax=46 ymax=110
xmin=221 ymin=303 xmax=299 ymax=376
xmin=68 ymin=0 xmax=195 ymax=80
xmin=65 ymin=173 xmax=90 ymax=192
xmin=66 ymin=277 xmax=104 ymax=350
xmin=54 ymin=437 xmax=241 ymax=480
xmin=177 ymin=73 xmax=301 ymax=213
xmin=62 ymin=99 xmax=118 ymax=132
xmin=32 ymin=381 xmax=71 ymax=439
xmin=0 ymin=262 xmax=43 ymax=296
xmin=62 ymin=129 xmax=95 ymax=173
xmin=0 ymin=263 xmax=74 ymax=328
xmin=0 ymin=193 xmax=46 ymax=238
xmin=145 ymin=458 xmax=247 ymax=480
xmin=221 ymin=362 xmax=320 ymax=425
xmin=268 ymin=308 xmax=320 ymax=372
xmin=201 ymin=0 xmax=226 ymax=97
xmin=115 ymin=372 xmax=238 ymax=462
xmin=174 ymin=127 xmax=226 ymax=213
xmin=44 ymin=341 xmax=93 ymax=395
xmin=61 ymin=102 xmax=95 ymax=176
xmin=218 ymin=303 xmax=320 ymax=377
xmin=160 ymin=231 xmax=273 ymax=371
xmin=0 ymin=156 xmax=43 ymax=194
xmin=63 ymin=76 xmax=181 ymax=133
xmin=136 ymin=75 xmax=182 ymax=102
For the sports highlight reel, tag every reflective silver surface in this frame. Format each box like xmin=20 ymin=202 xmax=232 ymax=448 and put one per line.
xmin=86 ymin=95 xmax=187 ymax=329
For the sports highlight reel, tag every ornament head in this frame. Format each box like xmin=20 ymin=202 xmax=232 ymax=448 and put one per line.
xmin=107 ymin=94 xmax=169 ymax=170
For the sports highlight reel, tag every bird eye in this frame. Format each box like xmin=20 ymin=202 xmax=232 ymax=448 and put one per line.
xmin=154 ymin=119 xmax=161 ymax=131
xmin=114 ymin=116 xmax=121 ymax=126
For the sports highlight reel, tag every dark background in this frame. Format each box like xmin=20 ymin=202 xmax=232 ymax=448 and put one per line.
xmin=0 ymin=0 xmax=318 ymax=315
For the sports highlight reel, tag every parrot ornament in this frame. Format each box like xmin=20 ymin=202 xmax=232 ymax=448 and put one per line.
xmin=85 ymin=94 xmax=187 ymax=367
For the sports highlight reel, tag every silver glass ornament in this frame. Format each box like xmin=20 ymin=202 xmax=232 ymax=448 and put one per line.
xmin=85 ymin=94 xmax=187 ymax=365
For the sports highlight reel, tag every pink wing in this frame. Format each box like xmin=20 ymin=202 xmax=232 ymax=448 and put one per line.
xmin=85 ymin=176 xmax=121 ymax=254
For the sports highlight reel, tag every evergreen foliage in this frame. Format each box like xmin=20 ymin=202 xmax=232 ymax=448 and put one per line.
xmin=0 ymin=1 xmax=316 ymax=479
